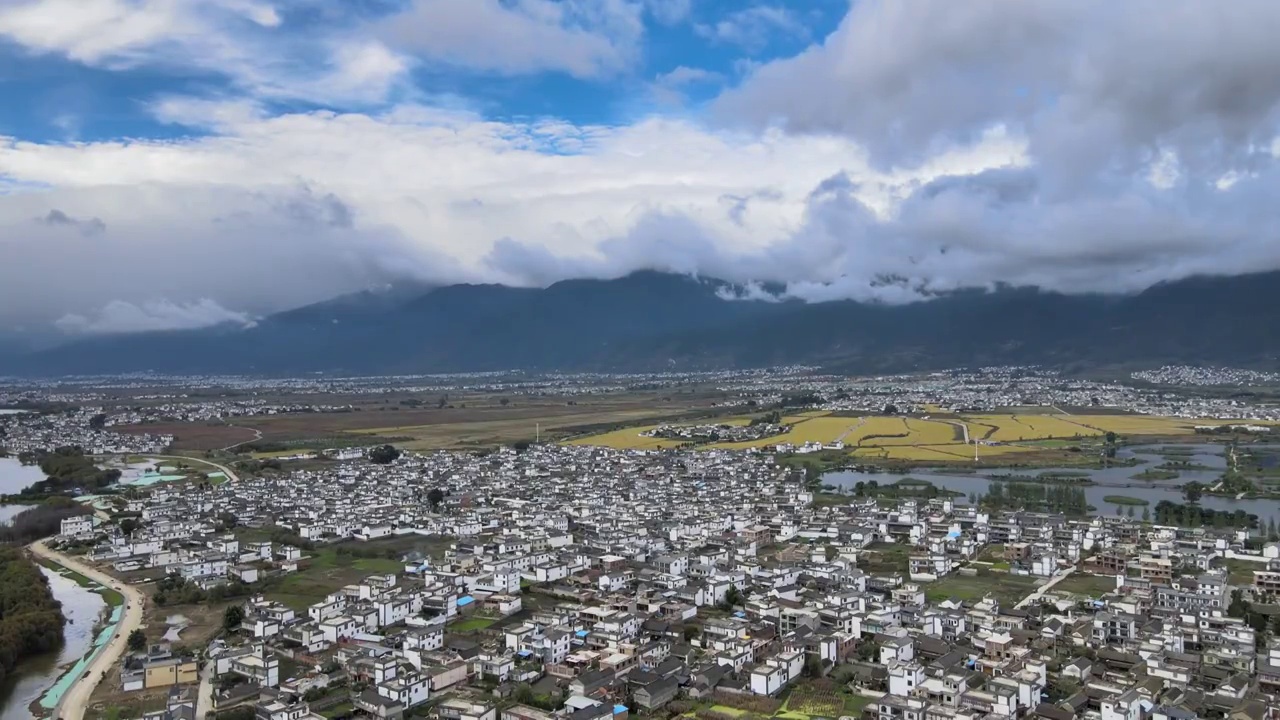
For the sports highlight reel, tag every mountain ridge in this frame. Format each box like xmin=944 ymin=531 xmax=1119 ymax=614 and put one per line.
xmin=5 ymin=270 xmax=1279 ymax=376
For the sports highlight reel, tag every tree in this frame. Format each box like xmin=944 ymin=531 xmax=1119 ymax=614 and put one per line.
xmin=1141 ymin=507 xmax=1150 ymax=522
xmin=721 ymin=584 xmax=743 ymax=609
xmin=120 ymin=517 xmax=141 ymax=535
xmin=368 ymin=445 xmax=401 ymax=465
xmin=856 ymin=639 xmax=881 ymax=662
xmin=1183 ymin=482 xmax=1204 ymax=503
xmin=1105 ymin=431 xmax=1117 ymax=445
xmin=223 ymin=605 xmax=245 ymax=630
xmin=499 ymin=398 xmax=510 ymax=406
xmin=803 ymin=654 xmax=823 ymax=678
xmin=1227 ymin=589 xmax=1249 ymax=618
xmin=427 ymin=488 xmax=445 ymax=511
xmin=127 ymin=629 xmax=146 ymax=652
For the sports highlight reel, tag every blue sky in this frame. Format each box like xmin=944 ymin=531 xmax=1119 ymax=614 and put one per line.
xmin=0 ymin=0 xmax=844 ymax=142
xmin=1 ymin=0 xmax=1278 ymax=337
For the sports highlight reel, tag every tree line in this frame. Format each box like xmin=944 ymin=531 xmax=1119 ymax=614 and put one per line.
xmin=0 ymin=546 xmax=66 ymax=684
xmin=1152 ymin=501 xmax=1257 ymax=529
xmin=0 ymin=498 xmax=94 ymax=545
xmin=980 ymin=481 xmax=1090 ymax=516
xmin=12 ymin=446 xmax=121 ymax=497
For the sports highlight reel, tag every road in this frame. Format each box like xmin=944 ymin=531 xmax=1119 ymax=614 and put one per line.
xmin=1016 ymin=567 xmax=1076 ymax=608
xmin=147 ymin=454 xmax=242 ymax=483
xmin=218 ymin=426 xmax=263 ymax=453
xmin=30 ymin=540 xmax=146 ymax=720
xmin=195 ymin=661 xmax=215 ymax=719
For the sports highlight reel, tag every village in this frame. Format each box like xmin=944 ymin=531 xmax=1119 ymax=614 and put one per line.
xmin=42 ymin=443 xmax=1280 ymax=720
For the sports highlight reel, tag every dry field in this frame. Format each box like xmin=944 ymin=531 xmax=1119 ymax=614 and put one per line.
xmin=120 ymin=394 xmax=718 ymax=452
xmin=112 ymin=422 xmax=260 ymax=450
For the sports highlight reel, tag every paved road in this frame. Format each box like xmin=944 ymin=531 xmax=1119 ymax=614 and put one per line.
xmin=1015 ymin=567 xmax=1076 ymax=609
xmin=195 ymin=661 xmax=214 ymax=719
xmin=30 ymin=540 xmax=146 ymax=720
xmin=147 ymin=454 xmax=242 ymax=483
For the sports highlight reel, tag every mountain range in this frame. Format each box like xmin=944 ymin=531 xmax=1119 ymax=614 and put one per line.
xmin=4 ymin=270 xmax=1279 ymax=376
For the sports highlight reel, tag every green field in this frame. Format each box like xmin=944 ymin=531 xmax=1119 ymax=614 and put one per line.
xmin=924 ymin=570 xmax=1039 ymax=606
xmin=1048 ymin=573 xmax=1117 ymax=597
xmin=451 ymin=616 xmax=497 ymax=632
xmin=264 ymin=542 xmax=406 ymax=610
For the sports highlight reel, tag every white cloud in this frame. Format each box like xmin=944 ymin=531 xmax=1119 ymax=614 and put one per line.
xmin=0 ymin=101 xmax=1024 ymax=329
xmin=645 ymin=0 xmax=691 ymax=25
xmin=651 ymin=65 xmax=724 ymax=105
xmin=55 ymin=298 xmax=257 ymax=334
xmin=0 ymin=0 xmax=410 ymax=106
xmin=695 ymin=5 xmax=806 ymax=49
xmin=374 ymin=0 xmax=644 ymax=79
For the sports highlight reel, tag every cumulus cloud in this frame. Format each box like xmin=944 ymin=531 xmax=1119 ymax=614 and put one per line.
xmin=374 ymin=0 xmax=645 ymax=79
xmin=5 ymin=1 xmax=1280 ymax=337
xmin=55 ymin=298 xmax=258 ymax=334
xmin=0 ymin=0 xmax=409 ymax=106
xmin=0 ymin=103 xmax=1021 ymax=330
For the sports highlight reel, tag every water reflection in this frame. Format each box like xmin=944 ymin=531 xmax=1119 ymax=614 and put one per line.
xmin=0 ymin=569 xmax=106 ymax=720
xmin=824 ymin=443 xmax=1280 ymax=522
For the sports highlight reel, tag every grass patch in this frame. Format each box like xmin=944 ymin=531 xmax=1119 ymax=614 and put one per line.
xmin=1048 ymin=573 xmax=1116 ymax=597
xmin=709 ymin=707 xmax=745 ymax=717
xmin=263 ymin=540 xmax=414 ymax=609
xmin=451 ymin=616 xmax=497 ymax=632
xmin=321 ymin=703 xmax=353 ymax=719
xmin=1222 ymin=559 xmax=1263 ymax=585
xmin=924 ymin=569 xmax=1039 ymax=607
xmin=1132 ymin=469 xmax=1180 ymax=481
xmin=857 ymin=542 xmax=913 ymax=575
xmin=1102 ymin=495 xmax=1150 ymax=506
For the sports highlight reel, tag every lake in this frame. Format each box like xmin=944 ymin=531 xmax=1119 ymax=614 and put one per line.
xmin=0 ymin=456 xmax=46 ymax=524
xmin=0 ymin=568 xmax=106 ymax=720
xmin=824 ymin=443 xmax=1280 ymax=523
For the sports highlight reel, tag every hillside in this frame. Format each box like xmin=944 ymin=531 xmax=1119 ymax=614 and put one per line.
xmin=5 ymin=270 xmax=1280 ymax=375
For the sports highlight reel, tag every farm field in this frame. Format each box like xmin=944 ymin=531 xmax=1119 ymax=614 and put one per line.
xmin=119 ymin=393 xmax=722 ymax=453
xmin=567 ymin=405 xmax=1280 ymax=468
xmin=1048 ymin=573 xmax=1118 ymax=598
xmin=924 ymin=570 xmax=1040 ymax=607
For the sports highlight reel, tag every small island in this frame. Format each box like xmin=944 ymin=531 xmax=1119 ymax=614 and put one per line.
xmin=1103 ymin=495 xmax=1150 ymax=506
xmin=1131 ymin=468 xmax=1180 ymax=481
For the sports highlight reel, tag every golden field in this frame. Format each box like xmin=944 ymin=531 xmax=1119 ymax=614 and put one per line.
xmin=560 ymin=408 xmax=1280 ymax=465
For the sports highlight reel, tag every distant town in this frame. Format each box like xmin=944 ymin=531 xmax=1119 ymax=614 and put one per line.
xmin=2 ymin=366 xmax=1280 ymax=720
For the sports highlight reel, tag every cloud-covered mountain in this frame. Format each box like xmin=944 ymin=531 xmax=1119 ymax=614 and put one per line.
xmin=6 ymin=270 xmax=1279 ymax=377
xmin=3 ymin=2 xmax=1280 ymax=341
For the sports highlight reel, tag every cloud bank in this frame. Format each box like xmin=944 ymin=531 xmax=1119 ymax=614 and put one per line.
xmin=55 ymin=298 xmax=257 ymax=334
xmin=1 ymin=1 xmax=1280 ymax=335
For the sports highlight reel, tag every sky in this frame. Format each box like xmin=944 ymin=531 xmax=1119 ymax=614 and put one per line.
xmin=2 ymin=0 xmax=1280 ymax=338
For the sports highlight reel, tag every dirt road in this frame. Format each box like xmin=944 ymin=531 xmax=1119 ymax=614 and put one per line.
xmin=30 ymin=540 xmax=146 ymax=720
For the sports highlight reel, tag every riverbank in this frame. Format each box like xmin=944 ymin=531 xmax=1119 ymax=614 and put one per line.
xmin=28 ymin=541 xmax=145 ymax=720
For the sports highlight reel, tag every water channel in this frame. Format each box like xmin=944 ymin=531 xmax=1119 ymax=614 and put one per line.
xmin=824 ymin=443 xmax=1280 ymax=522
xmin=0 ymin=567 xmax=107 ymax=720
